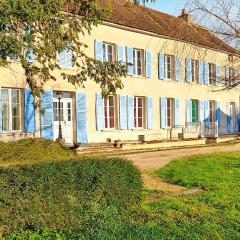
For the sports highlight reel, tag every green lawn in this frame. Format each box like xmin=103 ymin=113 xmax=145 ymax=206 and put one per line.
xmin=1 ymin=139 xmax=240 ymax=239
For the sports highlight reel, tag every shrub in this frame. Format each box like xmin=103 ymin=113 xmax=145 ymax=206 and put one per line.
xmin=0 ymin=157 xmax=142 ymax=235
xmin=0 ymin=138 xmax=75 ymax=162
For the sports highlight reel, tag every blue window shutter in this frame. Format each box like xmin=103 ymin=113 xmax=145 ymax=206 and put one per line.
xmin=0 ymin=89 xmax=2 ymax=132
xmin=225 ymin=67 xmax=230 ymax=87
xmin=57 ymin=51 xmax=65 ymax=67
xmin=65 ymin=49 xmax=73 ymax=68
xmin=41 ymin=90 xmax=53 ymax=140
xmin=203 ymin=61 xmax=209 ymax=85
xmin=185 ymin=58 xmax=192 ymax=83
xmin=235 ymin=104 xmax=239 ymax=132
xmin=226 ymin=101 xmax=231 ymax=133
xmin=216 ymin=101 xmax=221 ymax=128
xmin=117 ymin=45 xmax=125 ymax=63
xmin=234 ymin=68 xmax=238 ymax=86
xmin=146 ymin=51 xmax=152 ymax=78
xmin=127 ymin=96 xmax=134 ymax=129
xmin=204 ymin=100 xmax=210 ymax=123
xmin=25 ymin=48 xmax=35 ymax=63
xmin=175 ymin=98 xmax=180 ymax=126
xmin=25 ymin=89 xmax=36 ymax=133
xmin=158 ymin=53 xmax=165 ymax=80
xmin=160 ymin=97 xmax=166 ymax=128
xmin=127 ymin=47 xmax=134 ymax=76
xmin=76 ymin=92 xmax=88 ymax=143
xmin=199 ymin=100 xmax=205 ymax=122
xmin=12 ymin=54 xmax=18 ymax=61
xmin=198 ymin=61 xmax=204 ymax=84
xmin=58 ymin=49 xmax=73 ymax=68
xmin=95 ymin=40 xmax=103 ymax=61
xmin=119 ymin=95 xmax=127 ymax=130
xmin=216 ymin=64 xmax=221 ymax=87
xmin=147 ymin=96 xmax=153 ymax=129
xmin=175 ymin=56 xmax=181 ymax=81
xmin=96 ymin=93 xmax=104 ymax=131
xmin=185 ymin=99 xmax=192 ymax=123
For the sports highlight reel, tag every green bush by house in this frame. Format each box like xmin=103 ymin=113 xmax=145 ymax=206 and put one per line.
xmin=0 ymin=138 xmax=75 ymax=162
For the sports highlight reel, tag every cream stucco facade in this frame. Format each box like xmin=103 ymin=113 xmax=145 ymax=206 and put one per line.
xmin=0 ymin=22 xmax=239 ymax=144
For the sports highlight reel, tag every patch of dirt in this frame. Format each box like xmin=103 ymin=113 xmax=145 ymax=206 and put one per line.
xmin=142 ymin=170 xmax=205 ymax=200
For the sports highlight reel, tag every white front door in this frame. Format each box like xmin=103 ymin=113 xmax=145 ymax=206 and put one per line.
xmin=53 ymin=98 xmax=73 ymax=144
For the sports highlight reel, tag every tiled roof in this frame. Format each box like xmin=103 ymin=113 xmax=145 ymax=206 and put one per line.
xmin=65 ymin=0 xmax=238 ymax=55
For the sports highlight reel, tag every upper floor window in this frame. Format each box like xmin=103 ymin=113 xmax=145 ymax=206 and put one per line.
xmin=165 ymin=55 xmax=175 ymax=79
xmin=133 ymin=49 xmax=144 ymax=76
xmin=230 ymin=67 xmax=235 ymax=86
xmin=192 ymin=60 xmax=199 ymax=83
xmin=209 ymin=63 xmax=216 ymax=85
xmin=134 ymin=96 xmax=144 ymax=128
xmin=104 ymin=96 xmax=116 ymax=129
xmin=0 ymin=88 xmax=21 ymax=132
xmin=103 ymin=43 xmax=115 ymax=63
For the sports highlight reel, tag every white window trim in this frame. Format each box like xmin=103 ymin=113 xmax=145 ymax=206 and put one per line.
xmin=165 ymin=98 xmax=174 ymax=128
xmin=165 ymin=55 xmax=175 ymax=80
xmin=134 ymin=96 xmax=144 ymax=129
xmin=133 ymin=49 xmax=144 ymax=77
xmin=103 ymin=42 xmax=115 ymax=63
xmin=1 ymin=88 xmax=21 ymax=133
xmin=104 ymin=96 xmax=115 ymax=130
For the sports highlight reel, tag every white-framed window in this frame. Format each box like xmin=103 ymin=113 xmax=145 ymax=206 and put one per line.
xmin=134 ymin=96 xmax=144 ymax=128
xmin=209 ymin=63 xmax=216 ymax=85
xmin=104 ymin=96 xmax=115 ymax=129
xmin=192 ymin=60 xmax=199 ymax=83
xmin=103 ymin=43 xmax=115 ymax=63
xmin=53 ymin=102 xmax=64 ymax=121
xmin=165 ymin=55 xmax=175 ymax=79
xmin=1 ymin=88 xmax=21 ymax=132
xmin=133 ymin=49 xmax=144 ymax=76
xmin=209 ymin=100 xmax=216 ymax=123
xmin=166 ymin=98 xmax=175 ymax=127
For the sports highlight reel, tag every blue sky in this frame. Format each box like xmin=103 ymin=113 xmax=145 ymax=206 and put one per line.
xmin=145 ymin=0 xmax=187 ymax=16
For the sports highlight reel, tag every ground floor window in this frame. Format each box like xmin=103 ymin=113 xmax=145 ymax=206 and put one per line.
xmin=209 ymin=100 xmax=216 ymax=123
xmin=166 ymin=98 xmax=174 ymax=127
xmin=1 ymin=88 xmax=21 ymax=132
xmin=104 ymin=96 xmax=115 ymax=129
xmin=134 ymin=96 xmax=144 ymax=128
xmin=191 ymin=99 xmax=198 ymax=123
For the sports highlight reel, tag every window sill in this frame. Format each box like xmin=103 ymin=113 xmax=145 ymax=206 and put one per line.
xmin=1 ymin=131 xmax=23 ymax=135
xmin=130 ymin=75 xmax=147 ymax=79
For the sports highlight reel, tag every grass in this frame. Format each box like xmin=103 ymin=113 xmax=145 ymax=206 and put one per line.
xmin=1 ymin=139 xmax=240 ymax=239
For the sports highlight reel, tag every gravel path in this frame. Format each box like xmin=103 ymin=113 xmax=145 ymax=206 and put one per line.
xmin=127 ymin=143 xmax=240 ymax=171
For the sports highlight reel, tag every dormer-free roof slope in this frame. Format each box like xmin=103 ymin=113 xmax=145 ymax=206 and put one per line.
xmin=65 ymin=0 xmax=238 ymax=55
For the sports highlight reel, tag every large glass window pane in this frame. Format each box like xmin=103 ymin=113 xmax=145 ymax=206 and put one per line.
xmin=1 ymin=89 xmax=9 ymax=131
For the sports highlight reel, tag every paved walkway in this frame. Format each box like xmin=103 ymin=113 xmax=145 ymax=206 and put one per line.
xmin=127 ymin=143 xmax=240 ymax=171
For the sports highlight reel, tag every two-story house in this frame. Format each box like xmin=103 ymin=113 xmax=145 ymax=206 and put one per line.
xmin=0 ymin=0 xmax=239 ymax=145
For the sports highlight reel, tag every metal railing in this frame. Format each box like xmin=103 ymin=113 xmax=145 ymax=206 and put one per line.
xmin=200 ymin=122 xmax=219 ymax=138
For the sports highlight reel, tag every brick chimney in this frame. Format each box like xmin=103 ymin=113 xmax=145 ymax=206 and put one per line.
xmin=178 ymin=9 xmax=192 ymax=23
